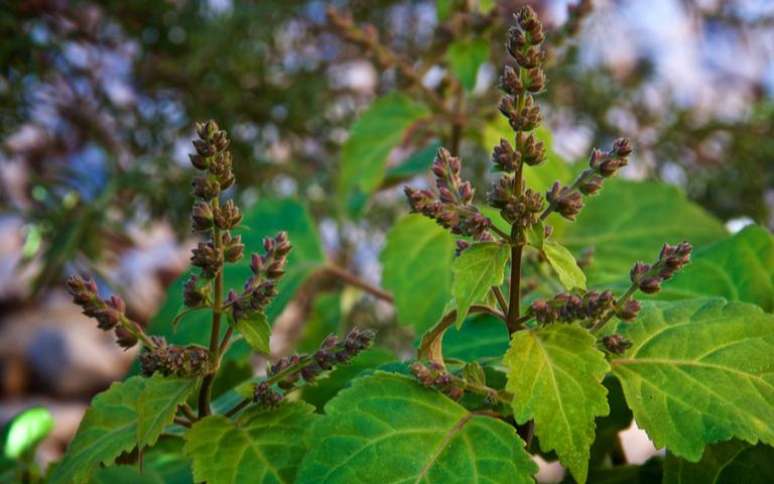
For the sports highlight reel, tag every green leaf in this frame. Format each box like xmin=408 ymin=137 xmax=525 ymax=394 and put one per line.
xmin=297 ymin=372 xmax=537 ymax=483
xmin=338 ymin=93 xmax=430 ymax=215
xmin=381 ymin=214 xmax=455 ymax=331
xmin=559 ymin=180 xmax=727 ymax=285
xmin=452 ymin=242 xmax=510 ymax=328
xmin=385 ymin=141 xmax=442 ymax=181
xmin=611 ymin=299 xmax=774 ymax=461
xmin=446 ymin=38 xmax=489 ymax=91
xmin=443 ymin=313 xmax=509 ymax=361
xmin=2 ymin=407 xmax=53 ymax=459
xmin=504 ymin=324 xmax=610 ymax=483
xmin=184 ymin=402 xmax=318 ymax=484
xmin=543 ymin=238 xmax=586 ymax=290
xmin=140 ymin=198 xmax=324 ymax=371
xmin=663 ymin=440 xmax=774 ymax=484
xmin=235 ymin=311 xmax=271 ymax=354
xmin=656 ymin=225 xmax=773 ymax=311
xmin=50 ymin=375 xmax=196 ymax=484
xmin=589 ymin=377 xmax=633 ymax=467
xmin=92 ymin=466 xmax=164 ymax=484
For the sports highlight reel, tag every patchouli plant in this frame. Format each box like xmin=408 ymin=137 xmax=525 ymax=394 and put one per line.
xmin=40 ymin=6 xmax=773 ymax=484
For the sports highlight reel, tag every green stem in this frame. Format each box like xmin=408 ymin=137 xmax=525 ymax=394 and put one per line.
xmin=198 ymin=201 xmax=223 ymax=418
xmin=590 ymin=283 xmax=638 ymax=333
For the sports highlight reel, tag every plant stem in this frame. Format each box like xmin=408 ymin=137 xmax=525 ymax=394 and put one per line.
xmin=491 ymin=286 xmax=508 ymax=315
xmin=324 ymin=264 xmax=394 ymax=303
xmin=180 ymin=404 xmax=197 ymax=422
xmin=590 ymin=283 xmax=638 ymax=333
xmin=199 ymin=202 xmax=224 ymax=418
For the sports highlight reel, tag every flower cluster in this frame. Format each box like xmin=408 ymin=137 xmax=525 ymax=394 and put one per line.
xmin=252 ymin=328 xmax=376 ymax=408
xmin=602 ymin=334 xmax=632 ymax=354
xmin=529 ymin=290 xmax=617 ymax=325
xmin=630 ymin=242 xmax=692 ymax=294
xmin=411 ymin=361 xmax=464 ymax=401
xmin=228 ymin=232 xmax=292 ymax=321
xmin=189 ymin=121 xmax=244 ymax=279
xmin=139 ymin=337 xmax=210 ymax=377
xmin=66 ymin=275 xmax=141 ymax=349
xmin=405 ymin=148 xmax=492 ymax=240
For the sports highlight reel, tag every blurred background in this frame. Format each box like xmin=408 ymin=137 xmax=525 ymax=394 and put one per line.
xmin=0 ymin=0 xmax=772 ymax=477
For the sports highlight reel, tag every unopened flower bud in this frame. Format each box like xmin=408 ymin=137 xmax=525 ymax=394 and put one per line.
xmin=639 ymin=277 xmax=661 ymax=294
xmin=501 ymin=65 xmax=524 ymax=96
xmin=214 ymin=200 xmax=242 ymax=230
xmin=192 ymin=176 xmax=220 ymax=200
xmin=191 ymin=201 xmax=214 ymax=231
xmin=578 ymin=174 xmax=604 ymax=195
xmin=115 ymin=327 xmax=138 ymax=350
xmin=616 ymin=299 xmax=641 ymax=321
xmin=602 ymin=334 xmax=632 ymax=354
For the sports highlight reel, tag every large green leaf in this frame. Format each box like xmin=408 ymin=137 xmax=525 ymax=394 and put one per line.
xmin=443 ymin=314 xmax=509 ymax=361
xmin=452 ymin=242 xmax=510 ymax=328
xmin=543 ymin=238 xmax=586 ymax=290
xmin=184 ymin=402 xmax=317 ymax=484
xmin=297 ymin=372 xmax=537 ymax=483
xmin=504 ymin=324 xmax=610 ymax=483
xmin=141 ymin=198 xmax=324 ymax=368
xmin=559 ymin=180 xmax=727 ymax=285
xmin=338 ymin=93 xmax=429 ymax=214
xmin=50 ymin=375 xmax=196 ymax=484
xmin=446 ymin=38 xmax=489 ymax=91
xmin=381 ymin=214 xmax=455 ymax=331
xmin=663 ymin=440 xmax=774 ymax=484
xmin=611 ymin=299 xmax=774 ymax=461
xmin=655 ymin=225 xmax=773 ymax=311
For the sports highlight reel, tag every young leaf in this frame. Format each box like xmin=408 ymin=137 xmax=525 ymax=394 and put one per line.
xmin=560 ymin=180 xmax=727 ymax=285
xmin=338 ymin=93 xmax=429 ymax=215
xmin=2 ymin=407 xmax=54 ymax=459
xmin=235 ymin=311 xmax=271 ymax=354
xmin=452 ymin=242 xmax=510 ymax=328
xmin=526 ymin=220 xmax=544 ymax=250
xmin=504 ymin=324 xmax=610 ymax=483
xmin=381 ymin=214 xmax=455 ymax=331
xmin=663 ymin=440 xmax=774 ymax=484
xmin=543 ymin=238 xmax=586 ymax=290
xmin=50 ymin=375 xmax=196 ymax=484
xmin=611 ymin=299 xmax=774 ymax=461
xmin=446 ymin=38 xmax=489 ymax=91
xmin=184 ymin=402 xmax=318 ymax=484
xmin=656 ymin=225 xmax=773 ymax=311
xmin=297 ymin=372 xmax=537 ymax=483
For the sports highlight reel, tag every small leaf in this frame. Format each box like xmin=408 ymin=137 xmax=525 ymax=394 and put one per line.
xmin=2 ymin=407 xmax=54 ymax=459
xmin=526 ymin=221 xmax=544 ymax=250
xmin=504 ymin=324 xmax=610 ymax=483
xmin=463 ymin=362 xmax=486 ymax=385
xmin=611 ymin=299 xmax=774 ymax=461
xmin=385 ymin=141 xmax=442 ymax=181
xmin=663 ymin=440 xmax=774 ymax=484
xmin=452 ymin=242 xmax=510 ymax=328
xmin=338 ymin=93 xmax=430 ymax=215
xmin=235 ymin=311 xmax=271 ymax=354
xmin=50 ymin=375 xmax=196 ymax=484
xmin=381 ymin=214 xmax=456 ymax=331
xmin=446 ymin=38 xmax=489 ymax=91
xmin=185 ymin=402 xmax=318 ymax=484
xmin=297 ymin=372 xmax=537 ymax=483
xmin=543 ymin=238 xmax=586 ymax=290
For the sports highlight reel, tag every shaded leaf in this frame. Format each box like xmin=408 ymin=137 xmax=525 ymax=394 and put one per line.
xmin=381 ymin=214 xmax=455 ymax=331
xmin=504 ymin=324 xmax=610 ymax=483
xmin=611 ymin=299 xmax=774 ymax=461
xmin=560 ymin=180 xmax=726 ymax=285
xmin=443 ymin=313 xmax=509 ymax=361
xmin=338 ymin=93 xmax=429 ymax=215
xmin=656 ymin=225 xmax=773 ymax=311
xmin=452 ymin=242 xmax=510 ymax=328
xmin=297 ymin=372 xmax=537 ymax=483
xmin=50 ymin=375 xmax=196 ymax=484
xmin=385 ymin=141 xmax=442 ymax=181
xmin=663 ymin=440 xmax=774 ymax=484
xmin=184 ymin=402 xmax=318 ymax=484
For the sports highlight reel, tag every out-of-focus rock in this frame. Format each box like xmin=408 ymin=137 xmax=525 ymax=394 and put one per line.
xmin=0 ymin=291 xmax=135 ymax=397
